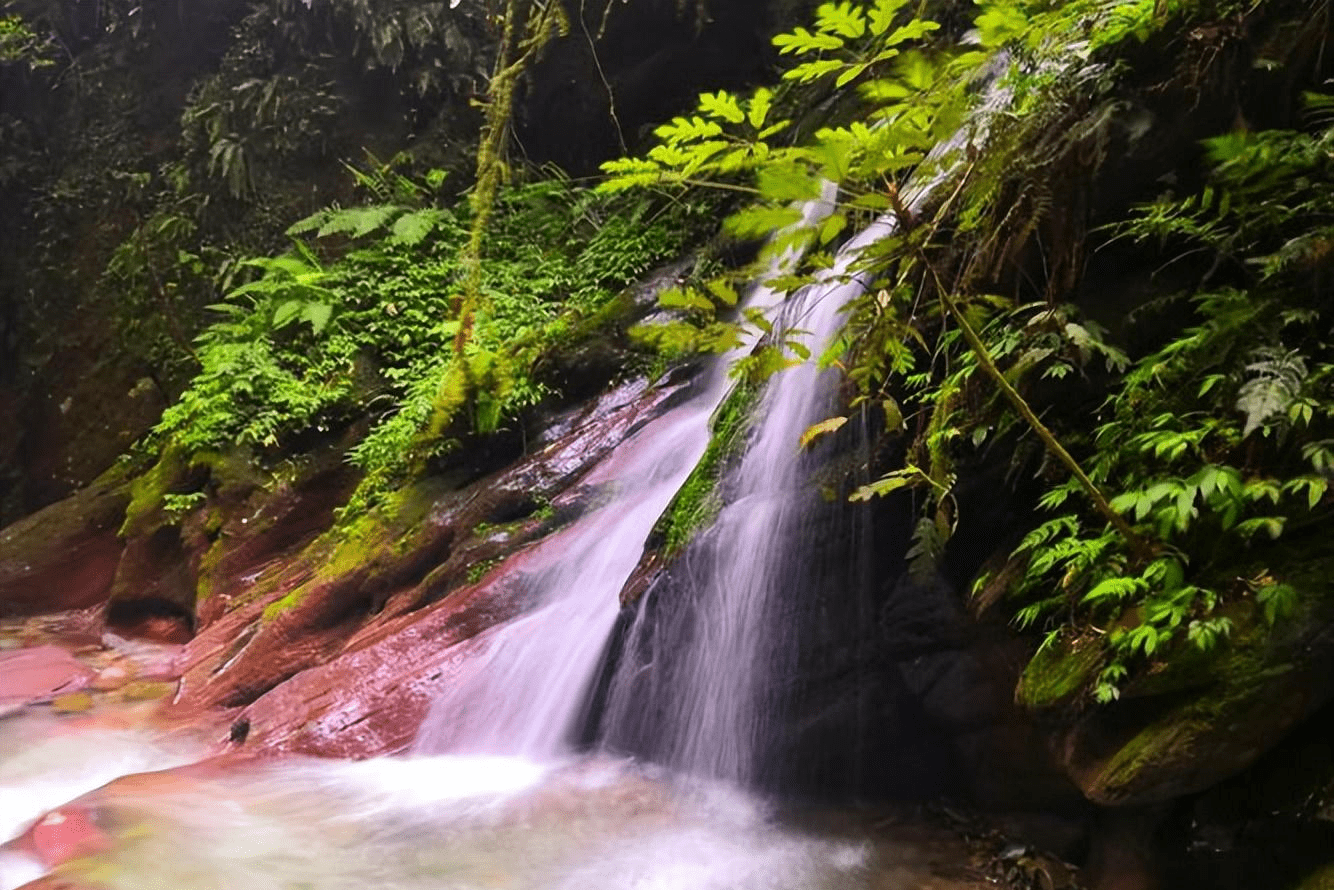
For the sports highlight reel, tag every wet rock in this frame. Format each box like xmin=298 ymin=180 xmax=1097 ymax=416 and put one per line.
xmin=90 ymin=660 xmax=135 ymax=692
xmin=164 ymin=375 xmax=685 ymax=730
xmin=0 ymin=646 xmax=95 ymax=709
xmin=26 ymin=807 xmax=111 ymax=869
xmin=1021 ymin=579 xmax=1334 ymax=807
xmin=0 ymin=471 xmax=129 ymax=616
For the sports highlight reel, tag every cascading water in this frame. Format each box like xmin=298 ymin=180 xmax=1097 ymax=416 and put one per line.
xmin=411 ymin=189 xmax=840 ymax=758
xmin=0 ymin=75 xmax=1035 ymax=890
xmin=593 ymin=119 xmax=988 ymax=782
xmin=593 ymin=214 xmax=900 ymax=785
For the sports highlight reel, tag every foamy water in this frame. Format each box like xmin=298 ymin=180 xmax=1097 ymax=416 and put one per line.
xmin=0 ymin=745 xmax=896 ymax=890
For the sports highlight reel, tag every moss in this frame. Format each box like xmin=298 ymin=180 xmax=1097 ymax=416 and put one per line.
xmin=1089 ymin=649 xmax=1284 ymax=801
xmin=258 ymin=480 xmax=438 ymax=622
xmin=118 ymin=446 xmax=188 ymax=538
xmin=655 ymin=379 xmax=757 ymax=555
xmin=466 ymin=556 xmax=502 ymax=584
xmin=1077 ymin=591 xmax=1324 ymax=804
xmin=1017 ymin=632 xmax=1105 ymax=710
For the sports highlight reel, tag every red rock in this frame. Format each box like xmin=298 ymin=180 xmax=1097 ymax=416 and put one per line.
xmin=0 ymin=473 xmax=128 ymax=615
xmin=109 ymin=614 xmax=192 ymax=645
xmin=27 ymin=806 xmax=110 ymax=867
xmin=0 ymin=646 xmax=94 ymax=709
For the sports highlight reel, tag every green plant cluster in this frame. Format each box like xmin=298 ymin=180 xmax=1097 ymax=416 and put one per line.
xmin=0 ymin=13 xmax=52 ymax=66
xmin=1006 ymin=111 xmax=1334 ymax=701
xmin=152 ymin=167 xmax=713 ymax=512
xmin=656 ymin=380 xmax=759 ymax=554
xmin=599 ymin=0 xmax=1332 ymax=702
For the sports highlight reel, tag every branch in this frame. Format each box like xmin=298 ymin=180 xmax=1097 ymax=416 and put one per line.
xmin=937 ymin=289 xmax=1150 ymax=558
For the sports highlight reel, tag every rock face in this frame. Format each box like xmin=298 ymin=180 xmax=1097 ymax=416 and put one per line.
xmin=1019 ymin=586 xmax=1334 ymax=808
xmin=0 ymin=472 xmax=129 ymax=616
xmin=590 ymin=445 xmax=1082 ymax=811
xmin=156 ymin=374 xmax=693 ymax=753
xmin=0 ymin=646 xmax=95 ymax=714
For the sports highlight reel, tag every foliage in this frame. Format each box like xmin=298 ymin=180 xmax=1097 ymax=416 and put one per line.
xmin=0 ymin=13 xmax=52 ymax=66
xmin=152 ymin=169 xmax=712 ymax=514
xmin=599 ymin=0 xmax=1334 ymax=705
xmin=1005 ymin=112 xmax=1334 ymax=701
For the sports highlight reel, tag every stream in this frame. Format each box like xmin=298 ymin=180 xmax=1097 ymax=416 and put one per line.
xmin=0 ymin=691 xmax=996 ymax=890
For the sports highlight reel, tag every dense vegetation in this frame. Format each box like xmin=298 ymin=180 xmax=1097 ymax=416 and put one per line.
xmin=3 ymin=0 xmax=1332 ymax=767
xmin=600 ymin=0 xmax=1334 ymax=703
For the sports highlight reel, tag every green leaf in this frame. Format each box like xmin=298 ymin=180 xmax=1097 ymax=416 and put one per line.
xmin=773 ymin=26 xmax=844 ymax=55
xmin=390 ymin=209 xmax=444 ymax=245
xmin=816 ymin=2 xmax=866 ymax=38
xmin=1083 ymin=576 xmax=1146 ymax=605
xmin=975 ymin=2 xmax=1028 ymax=46
xmin=654 ymin=116 xmax=725 ymax=145
xmin=273 ymin=299 xmax=302 ymax=328
xmin=757 ymin=164 xmax=826 ymax=202
xmin=783 ymin=59 xmax=846 ymax=84
xmin=882 ymin=18 xmax=940 ymax=46
xmin=302 ymin=302 xmax=333 ymax=335
xmin=747 ymin=88 xmax=774 ymax=129
xmin=818 ymin=213 xmax=848 ymax=245
xmin=869 ymin=0 xmax=910 ymax=34
xmin=882 ymin=397 xmax=903 ymax=432
xmin=850 ymin=466 xmax=929 ymax=501
xmin=1256 ymin=582 xmax=1297 ymax=624
xmin=1234 ymin=516 xmax=1286 ymax=540
xmin=835 ymin=62 xmax=871 ymax=88
xmin=658 ymin=287 xmax=716 ymax=314
xmin=699 ymin=91 xmax=745 ymax=124
xmin=724 ymin=205 xmax=804 ymax=238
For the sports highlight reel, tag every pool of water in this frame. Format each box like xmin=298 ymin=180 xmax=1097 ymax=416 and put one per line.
xmin=0 ymin=709 xmax=989 ymax=890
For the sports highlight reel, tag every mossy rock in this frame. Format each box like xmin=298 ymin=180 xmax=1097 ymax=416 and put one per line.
xmin=0 ymin=465 xmax=131 ymax=614
xmin=1017 ymin=632 xmax=1104 ymax=711
xmin=653 ymin=378 xmax=757 ymax=556
xmin=1055 ymin=598 xmax=1334 ymax=806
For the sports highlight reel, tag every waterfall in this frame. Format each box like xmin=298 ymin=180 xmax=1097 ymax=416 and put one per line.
xmin=412 ymin=192 xmax=838 ymax=757
xmin=415 ymin=90 xmax=988 ymax=769
xmin=593 ymin=215 xmax=900 ymax=785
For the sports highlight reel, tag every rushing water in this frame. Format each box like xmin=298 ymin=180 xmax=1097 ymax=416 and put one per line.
xmin=594 ymin=212 xmax=902 ymax=784
xmin=411 ymin=188 xmax=840 ymax=759
xmin=0 ymin=715 xmax=986 ymax=890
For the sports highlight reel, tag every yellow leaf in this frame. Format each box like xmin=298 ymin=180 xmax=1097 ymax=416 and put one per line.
xmin=800 ymin=416 xmax=848 ymax=449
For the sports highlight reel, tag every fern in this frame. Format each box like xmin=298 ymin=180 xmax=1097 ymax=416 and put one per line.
xmin=1236 ymin=347 xmax=1307 ymax=436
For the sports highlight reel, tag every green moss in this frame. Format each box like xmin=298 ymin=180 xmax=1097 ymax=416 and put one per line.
xmin=656 ymin=379 xmax=757 ymax=555
xmin=119 ymin=446 xmax=188 ymax=537
xmin=1017 ymin=632 xmax=1105 ymax=710
xmin=1090 ymin=649 xmax=1281 ymax=800
xmin=259 ymin=481 xmax=438 ymax=622
xmin=1078 ymin=594 xmax=1320 ymax=803
xmin=466 ymin=556 xmax=502 ymax=584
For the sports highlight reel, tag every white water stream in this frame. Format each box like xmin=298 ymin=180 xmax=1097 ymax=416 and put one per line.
xmin=599 ymin=213 xmax=904 ymax=784
xmin=411 ymin=187 xmax=840 ymax=757
xmin=0 ymin=731 xmax=975 ymax=890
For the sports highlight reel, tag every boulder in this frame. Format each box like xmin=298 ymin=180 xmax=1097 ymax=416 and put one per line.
xmin=1020 ymin=585 xmax=1334 ymax=807
xmin=0 ymin=471 xmax=129 ymax=616
xmin=0 ymin=646 xmax=95 ymax=712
